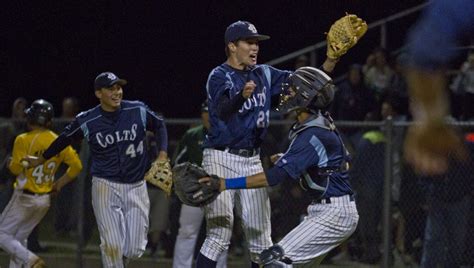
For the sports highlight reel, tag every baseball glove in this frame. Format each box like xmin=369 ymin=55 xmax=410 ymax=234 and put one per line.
xmin=326 ymin=14 xmax=367 ymax=59
xmin=145 ymin=159 xmax=173 ymax=195
xmin=172 ymin=162 xmax=221 ymax=207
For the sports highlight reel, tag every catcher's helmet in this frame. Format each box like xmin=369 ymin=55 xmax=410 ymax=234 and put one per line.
xmin=25 ymin=99 xmax=54 ymax=127
xmin=278 ymin=67 xmax=335 ymax=113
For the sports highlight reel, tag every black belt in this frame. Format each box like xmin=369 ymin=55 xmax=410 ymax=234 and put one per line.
xmin=214 ymin=147 xmax=260 ymax=158
xmin=22 ymin=189 xmax=49 ymax=196
xmin=314 ymin=194 xmax=354 ymax=204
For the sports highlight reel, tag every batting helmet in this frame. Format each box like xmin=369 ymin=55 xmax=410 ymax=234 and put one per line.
xmin=277 ymin=67 xmax=335 ymax=113
xmin=25 ymin=99 xmax=54 ymax=127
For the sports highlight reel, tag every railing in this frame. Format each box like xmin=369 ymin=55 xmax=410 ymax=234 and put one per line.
xmin=264 ymin=2 xmax=429 ymax=68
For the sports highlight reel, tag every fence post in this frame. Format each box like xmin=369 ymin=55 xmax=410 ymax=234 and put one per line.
xmin=382 ymin=117 xmax=393 ymax=268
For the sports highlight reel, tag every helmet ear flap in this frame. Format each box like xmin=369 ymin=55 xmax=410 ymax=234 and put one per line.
xmin=311 ymin=83 xmax=335 ymax=109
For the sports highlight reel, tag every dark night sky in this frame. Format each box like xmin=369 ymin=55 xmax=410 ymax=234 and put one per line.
xmin=2 ymin=0 xmax=425 ymax=118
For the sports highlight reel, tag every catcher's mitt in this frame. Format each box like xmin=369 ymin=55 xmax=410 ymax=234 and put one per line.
xmin=145 ymin=159 xmax=173 ymax=195
xmin=326 ymin=14 xmax=367 ymax=59
xmin=172 ymin=162 xmax=221 ymax=207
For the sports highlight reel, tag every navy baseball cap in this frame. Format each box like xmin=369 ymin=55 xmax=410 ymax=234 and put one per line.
xmin=94 ymin=72 xmax=127 ymax=90
xmin=224 ymin=21 xmax=270 ymax=44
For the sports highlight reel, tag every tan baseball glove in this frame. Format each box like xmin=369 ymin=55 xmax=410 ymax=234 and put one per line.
xmin=145 ymin=159 xmax=173 ymax=195
xmin=326 ymin=14 xmax=367 ymax=59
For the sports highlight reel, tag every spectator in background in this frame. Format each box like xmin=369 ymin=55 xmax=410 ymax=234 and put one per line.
xmin=54 ymin=97 xmax=81 ymax=236
xmin=419 ymin=141 xmax=472 ymax=267
xmin=1 ymin=98 xmax=28 ymax=168
xmin=365 ymin=47 xmax=394 ymax=102
xmin=390 ymin=53 xmax=410 ymax=99
xmin=450 ymin=53 xmax=474 ymax=120
xmin=350 ymin=111 xmax=384 ymax=264
xmin=0 ymin=98 xmax=28 ymax=211
xmin=331 ymin=64 xmax=376 ymax=150
xmin=294 ymin=55 xmax=309 ymax=69
xmin=61 ymin=97 xmax=80 ymax=119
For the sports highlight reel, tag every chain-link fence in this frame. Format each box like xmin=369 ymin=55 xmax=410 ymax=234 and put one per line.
xmin=0 ymin=118 xmax=472 ymax=267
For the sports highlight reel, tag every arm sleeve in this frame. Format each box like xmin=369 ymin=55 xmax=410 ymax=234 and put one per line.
xmin=268 ymin=66 xmax=292 ymax=96
xmin=8 ymin=136 xmax=27 ymax=176
xmin=206 ymin=68 xmax=246 ymax=121
xmin=43 ymin=118 xmax=83 ymax=159
xmin=217 ymin=92 xmax=246 ymax=121
xmin=265 ymin=165 xmax=293 ymax=186
xmin=60 ymin=146 xmax=83 ymax=178
xmin=146 ymin=110 xmax=168 ymax=152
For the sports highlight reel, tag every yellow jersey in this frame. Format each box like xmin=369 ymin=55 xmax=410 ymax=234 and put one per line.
xmin=9 ymin=128 xmax=82 ymax=194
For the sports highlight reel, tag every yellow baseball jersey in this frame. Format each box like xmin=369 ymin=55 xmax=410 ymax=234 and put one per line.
xmin=9 ymin=128 xmax=82 ymax=194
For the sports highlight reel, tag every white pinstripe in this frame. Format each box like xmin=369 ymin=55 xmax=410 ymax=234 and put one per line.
xmin=277 ymin=195 xmax=358 ymax=265
xmin=199 ymin=148 xmax=272 ymax=262
xmin=92 ymin=177 xmax=150 ymax=268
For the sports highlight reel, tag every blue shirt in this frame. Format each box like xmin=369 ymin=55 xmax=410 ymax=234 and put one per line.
xmin=275 ymin=121 xmax=353 ymax=198
xmin=204 ymin=63 xmax=291 ymax=149
xmin=45 ymin=100 xmax=167 ymax=183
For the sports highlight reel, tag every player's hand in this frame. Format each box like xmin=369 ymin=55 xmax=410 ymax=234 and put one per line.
xmin=51 ymin=181 xmax=63 ymax=196
xmin=270 ymin=153 xmax=283 ymax=164
xmin=21 ymin=155 xmax=45 ymax=169
xmin=404 ymin=121 xmax=467 ymax=175
xmin=198 ymin=176 xmax=225 ymax=192
xmin=242 ymin=80 xmax=256 ymax=99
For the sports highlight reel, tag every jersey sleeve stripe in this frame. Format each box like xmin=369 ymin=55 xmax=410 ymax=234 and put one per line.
xmin=67 ymin=115 xmax=102 ymax=138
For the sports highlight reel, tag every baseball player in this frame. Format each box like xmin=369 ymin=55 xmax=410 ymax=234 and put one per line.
xmin=172 ymin=101 xmax=227 ymax=268
xmin=23 ymin=72 xmax=169 ymax=268
xmin=198 ymin=20 xmax=349 ymax=267
xmin=404 ymin=0 xmax=474 ymax=175
xmin=201 ymin=67 xmax=359 ymax=267
xmin=0 ymin=99 xmax=82 ymax=268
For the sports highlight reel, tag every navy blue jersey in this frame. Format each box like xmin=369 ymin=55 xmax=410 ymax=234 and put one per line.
xmin=275 ymin=120 xmax=353 ymax=198
xmin=204 ymin=63 xmax=291 ymax=149
xmin=53 ymin=100 xmax=167 ymax=183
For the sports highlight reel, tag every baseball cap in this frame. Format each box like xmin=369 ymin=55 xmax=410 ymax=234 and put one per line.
xmin=224 ymin=21 xmax=270 ymax=44
xmin=94 ymin=72 xmax=127 ymax=90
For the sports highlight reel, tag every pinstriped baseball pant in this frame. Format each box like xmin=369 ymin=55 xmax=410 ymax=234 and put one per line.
xmin=200 ymin=149 xmax=272 ymax=262
xmin=277 ymin=195 xmax=359 ymax=266
xmin=92 ymin=177 xmax=150 ymax=268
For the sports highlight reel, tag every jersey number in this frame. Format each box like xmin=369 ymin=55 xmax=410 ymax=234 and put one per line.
xmin=32 ymin=162 xmax=57 ymax=184
xmin=125 ymin=141 xmax=144 ymax=158
xmin=256 ymin=111 xmax=270 ymax=128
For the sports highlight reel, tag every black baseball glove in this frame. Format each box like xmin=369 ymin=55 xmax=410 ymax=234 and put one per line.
xmin=172 ymin=162 xmax=221 ymax=207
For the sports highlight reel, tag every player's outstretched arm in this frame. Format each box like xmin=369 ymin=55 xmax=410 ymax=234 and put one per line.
xmin=199 ymin=165 xmax=290 ymax=191
xmin=404 ymin=69 xmax=466 ymax=174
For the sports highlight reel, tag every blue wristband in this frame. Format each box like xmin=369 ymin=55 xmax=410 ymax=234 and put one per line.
xmin=225 ymin=177 xmax=247 ymax=189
